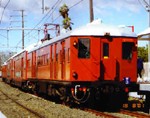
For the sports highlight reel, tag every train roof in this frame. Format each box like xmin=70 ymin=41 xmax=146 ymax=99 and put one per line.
xmin=27 ymin=19 xmax=137 ymax=53
xmin=3 ymin=19 xmax=137 ymax=62
xmin=71 ymin=19 xmax=137 ymax=37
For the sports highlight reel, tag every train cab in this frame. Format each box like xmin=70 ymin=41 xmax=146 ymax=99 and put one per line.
xmin=70 ymin=20 xmax=137 ymax=83
xmin=69 ymin=20 xmax=137 ymax=106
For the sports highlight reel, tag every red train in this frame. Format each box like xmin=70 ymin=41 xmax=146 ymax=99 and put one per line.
xmin=1 ymin=20 xmax=138 ymax=109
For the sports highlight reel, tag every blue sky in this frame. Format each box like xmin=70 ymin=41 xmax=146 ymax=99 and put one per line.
xmin=0 ymin=0 xmax=149 ymax=52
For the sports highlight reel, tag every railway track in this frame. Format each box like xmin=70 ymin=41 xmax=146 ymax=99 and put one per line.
xmin=120 ymin=109 xmax=150 ymax=118
xmin=0 ymin=90 xmax=44 ymax=118
xmin=0 ymin=79 xmax=104 ymax=118
xmin=0 ymin=79 xmax=150 ymax=118
xmin=87 ymin=109 xmax=150 ymax=118
xmin=84 ymin=108 xmax=120 ymax=118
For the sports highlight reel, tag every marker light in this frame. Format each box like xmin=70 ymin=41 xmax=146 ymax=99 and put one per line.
xmin=73 ymin=41 xmax=78 ymax=48
xmin=72 ymin=72 xmax=78 ymax=79
xmin=123 ymin=77 xmax=131 ymax=85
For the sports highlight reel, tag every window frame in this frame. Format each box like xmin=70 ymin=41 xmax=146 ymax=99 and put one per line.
xmin=122 ymin=42 xmax=134 ymax=60
xmin=78 ymin=38 xmax=90 ymax=59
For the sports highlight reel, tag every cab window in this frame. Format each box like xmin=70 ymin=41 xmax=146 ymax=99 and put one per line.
xmin=103 ymin=43 xmax=109 ymax=58
xmin=78 ymin=38 xmax=90 ymax=58
xmin=122 ymin=42 xmax=134 ymax=60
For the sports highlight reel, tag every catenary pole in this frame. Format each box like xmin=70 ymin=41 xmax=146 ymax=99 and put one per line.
xmin=89 ymin=0 xmax=94 ymax=22
xmin=21 ymin=10 xmax=25 ymax=49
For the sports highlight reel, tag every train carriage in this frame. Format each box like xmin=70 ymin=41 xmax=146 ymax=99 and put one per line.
xmin=11 ymin=50 xmax=28 ymax=87
xmin=1 ymin=63 xmax=7 ymax=82
xmin=6 ymin=59 xmax=12 ymax=83
xmin=1 ymin=20 xmax=138 ymax=109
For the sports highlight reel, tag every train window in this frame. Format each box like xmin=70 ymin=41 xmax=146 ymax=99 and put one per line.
xmin=78 ymin=38 xmax=90 ymax=58
xmin=122 ymin=42 xmax=134 ymax=60
xmin=56 ymin=53 xmax=58 ymax=62
xmin=37 ymin=57 xmax=40 ymax=65
xmin=103 ymin=43 xmax=109 ymax=58
xmin=27 ymin=59 xmax=31 ymax=68
xmin=68 ymin=48 xmax=70 ymax=62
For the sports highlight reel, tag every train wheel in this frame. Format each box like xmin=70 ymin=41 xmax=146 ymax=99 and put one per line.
xmin=10 ymin=80 xmax=15 ymax=87
xmin=21 ymin=82 xmax=28 ymax=91
xmin=59 ymin=87 xmax=70 ymax=104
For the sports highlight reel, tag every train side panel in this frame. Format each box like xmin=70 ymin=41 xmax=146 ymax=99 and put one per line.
xmin=1 ymin=64 xmax=7 ymax=81
xmin=13 ymin=51 xmax=27 ymax=86
xmin=70 ymin=36 xmax=100 ymax=82
xmin=31 ymin=37 xmax=71 ymax=82
xmin=6 ymin=59 xmax=13 ymax=83
xmin=64 ymin=38 xmax=71 ymax=81
xmin=27 ymin=52 xmax=32 ymax=78
xmin=36 ymin=45 xmax=50 ymax=79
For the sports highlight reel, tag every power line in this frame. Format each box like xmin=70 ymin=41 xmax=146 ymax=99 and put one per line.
xmin=15 ymin=0 xmax=62 ymax=48
xmin=138 ymin=0 xmax=150 ymax=10
xmin=52 ymin=0 xmax=85 ymax=24
xmin=15 ymin=0 xmax=85 ymax=49
xmin=0 ymin=0 xmax=10 ymax=24
xmin=26 ymin=0 xmax=85 ymax=42
xmin=0 ymin=0 xmax=3 ymax=7
xmin=69 ymin=0 xmax=84 ymax=9
xmin=42 ymin=0 xmax=63 ymax=24
xmin=0 ymin=33 xmax=7 ymax=39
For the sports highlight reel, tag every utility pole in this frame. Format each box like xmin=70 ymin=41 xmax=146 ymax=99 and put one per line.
xmin=149 ymin=0 xmax=150 ymax=27
xmin=12 ymin=10 xmax=25 ymax=49
xmin=89 ymin=0 xmax=94 ymax=22
xmin=7 ymin=30 xmax=9 ymax=47
xmin=21 ymin=10 xmax=25 ymax=49
xmin=42 ymin=0 xmax=44 ymax=14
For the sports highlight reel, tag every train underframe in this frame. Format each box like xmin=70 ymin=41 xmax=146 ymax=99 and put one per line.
xmin=19 ymin=79 xmax=135 ymax=110
xmin=2 ymin=77 xmax=139 ymax=110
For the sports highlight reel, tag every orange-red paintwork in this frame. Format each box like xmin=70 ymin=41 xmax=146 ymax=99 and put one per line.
xmin=23 ymin=36 xmax=137 ymax=83
xmin=1 ymin=36 xmax=137 ymax=84
xmin=13 ymin=51 xmax=27 ymax=85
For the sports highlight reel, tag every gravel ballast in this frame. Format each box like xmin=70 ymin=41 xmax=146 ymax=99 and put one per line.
xmin=0 ymin=79 xmax=101 ymax=118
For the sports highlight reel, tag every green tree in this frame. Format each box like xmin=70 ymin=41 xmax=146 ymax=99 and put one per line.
xmin=138 ymin=45 xmax=148 ymax=62
xmin=59 ymin=4 xmax=72 ymax=30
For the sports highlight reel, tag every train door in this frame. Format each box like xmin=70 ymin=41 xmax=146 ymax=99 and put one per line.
xmin=121 ymin=41 xmax=137 ymax=81
xmin=10 ymin=59 xmax=13 ymax=80
xmin=61 ymin=41 xmax=65 ymax=80
xmin=100 ymin=37 xmax=117 ymax=81
xmin=54 ymin=43 xmax=57 ymax=79
xmin=50 ymin=45 xmax=53 ymax=79
xmin=21 ymin=57 xmax=23 ymax=79
xmin=32 ymin=51 xmax=36 ymax=78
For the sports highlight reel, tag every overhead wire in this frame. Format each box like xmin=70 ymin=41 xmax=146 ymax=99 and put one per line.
xmin=69 ymin=0 xmax=84 ymax=9
xmin=15 ymin=0 xmax=62 ymax=48
xmin=48 ymin=0 xmax=85 ymax=25
xmin=28 ymin=0 xmax=63 ymax=41
xmin=138 ymin=0 xmax=150 ymax=11
xmin=15 ymin=0 xmax=85 ymax=50
xmin=27 ymin=0 xmax=84 ymax=38
xmin=32 ymin=0 xmax=85 ymax=39
xmin=25 ymin=0 xmax=62 ymax=37
xmin=0 ymin=0 xmax=3 ymax=7
xmin=0 ymin=0 xmax=10 ymax=24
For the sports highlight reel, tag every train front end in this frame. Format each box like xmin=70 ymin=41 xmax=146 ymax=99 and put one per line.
xmin=70 ymin=20 xmax=137 ymax=108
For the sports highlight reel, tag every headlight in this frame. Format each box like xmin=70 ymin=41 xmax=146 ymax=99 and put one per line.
xmin=123 ymin=77 xmax=130 ymax=85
